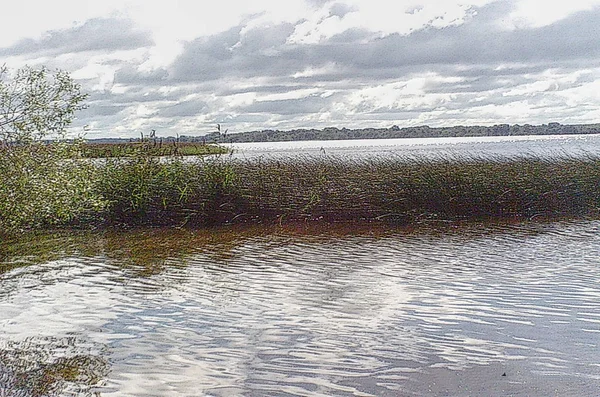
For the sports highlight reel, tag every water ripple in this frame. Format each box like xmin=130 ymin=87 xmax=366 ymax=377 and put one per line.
xmin=1 ymin=220 xmax=600 ymax=395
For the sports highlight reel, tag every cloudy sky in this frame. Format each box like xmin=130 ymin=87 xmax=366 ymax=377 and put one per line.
xmin=2 ymin=0 xmax=600 ymax=138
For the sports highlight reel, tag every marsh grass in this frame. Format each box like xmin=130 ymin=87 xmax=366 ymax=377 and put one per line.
xmin=81 ymin=141 xmax=228 ymax=158
xmin=224 ymin=154 xmax=600 ymax=223
xmin=92 ymin=153 xmax=600 ymax=227
xmin=2 ymin=149 xmax=600 ymax=233
xmin=95 ymin=156 xmax=237 ymax=226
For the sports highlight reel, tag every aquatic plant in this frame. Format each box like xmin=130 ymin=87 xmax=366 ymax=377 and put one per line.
xmin=89 ymin=153 xmax=600 ymax=227
xmin=3 ymin=138 xmax=600 ymax=233
xmin=94 ymin=155 xmax=238 ymax=226
xmin=222 ymin=154 xmax=600 ymax=223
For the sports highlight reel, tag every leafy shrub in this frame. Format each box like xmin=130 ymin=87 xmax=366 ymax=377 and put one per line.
xmin=0 ymin=142 xmax=105 ymax=231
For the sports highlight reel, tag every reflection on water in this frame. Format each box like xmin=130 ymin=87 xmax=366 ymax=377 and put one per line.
xmin=1 ymin=220 xmax=600 ymax=396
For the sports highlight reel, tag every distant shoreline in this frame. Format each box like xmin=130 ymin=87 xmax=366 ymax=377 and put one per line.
xmin=87 ymin=122 xmax=600 ymax=144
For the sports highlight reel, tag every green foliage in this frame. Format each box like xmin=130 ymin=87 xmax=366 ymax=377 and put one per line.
xmin=0 ymin=142 xmax=105 ymax=231
xmin=94 ymin=156 xmax=239 ymax=226
xmin=0 ymin=65 xmax=98 ymax=233
xmin=0 ymin=65 xmax=87 ymax=143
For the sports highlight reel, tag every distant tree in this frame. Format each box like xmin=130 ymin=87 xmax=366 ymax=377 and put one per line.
xmin=0 ymin=65 xmax=87 ymax=143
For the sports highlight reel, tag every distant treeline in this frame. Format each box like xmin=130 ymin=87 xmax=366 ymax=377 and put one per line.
xmin=205 ymin=123 xmax=600 ymax=143
xmin=87 ymin=123 xmax=600 ymax=145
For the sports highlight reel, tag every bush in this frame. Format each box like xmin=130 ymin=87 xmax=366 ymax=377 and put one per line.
xmin=0 ymin=142 xmax=105 ymax=231
xmin=0 ymin=65 xmax=95 ymax=233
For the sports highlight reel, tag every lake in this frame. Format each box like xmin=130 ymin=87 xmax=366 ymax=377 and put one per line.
xmin=2 ymin=135 xmax=600 ymax=396
xmin=1 ymin=219 xmax=600 ymax=396
xmin=225 ymin=133 xmax=600 ymax=159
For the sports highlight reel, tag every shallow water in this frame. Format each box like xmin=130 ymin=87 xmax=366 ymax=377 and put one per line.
xmin=1 ymin=220 xmax=600 ymax=396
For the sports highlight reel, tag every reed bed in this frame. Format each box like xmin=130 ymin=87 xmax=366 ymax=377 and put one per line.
xmin=92 ymin=154 xmax=600 ymax=227
xmin=2 ymin=150 xmax=600 ymax=233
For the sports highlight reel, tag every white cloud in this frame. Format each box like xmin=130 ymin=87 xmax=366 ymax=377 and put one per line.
xmin=0 ymin=0 xmax=129 ymax=47
xmin=346 ymin=74 xmax=463 ymax=112
xmin=288 ymin=0 xmax=497 ymax=43
xmin=292 ymin=63 xmax=341 ymax=78
xmin=507 ymin=0 xmax=600 ymax=28
xmin=560 ymin=78 xmax=600 ymax=105
xmin=3 ymin=0 xmax=600 ymax=136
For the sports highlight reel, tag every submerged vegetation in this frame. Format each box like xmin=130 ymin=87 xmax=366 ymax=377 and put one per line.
xmin=0 ymin=337 xmax=108 ymax=397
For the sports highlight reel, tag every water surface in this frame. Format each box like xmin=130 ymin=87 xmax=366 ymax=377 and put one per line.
xmin=224 ymin=133 xmax=600 ymax=159
xmin=1 ymin=220 xmax=599 ymax=396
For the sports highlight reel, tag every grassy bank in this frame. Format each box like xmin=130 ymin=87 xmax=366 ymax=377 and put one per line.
xmin=2 ymin=151 xmax=600 ymax=233
xmin=81 ymin=141 xmax=228 ymax=158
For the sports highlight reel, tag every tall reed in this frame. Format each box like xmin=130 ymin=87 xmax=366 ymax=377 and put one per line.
xmin=92 ymin=154 xmax=600 ymax=227
xmin=3 ymin=150 xmax=600 ymax=233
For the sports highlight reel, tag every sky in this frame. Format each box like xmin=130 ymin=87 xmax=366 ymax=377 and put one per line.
xmin=2 ymin=0 xmax=600 ymax=138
